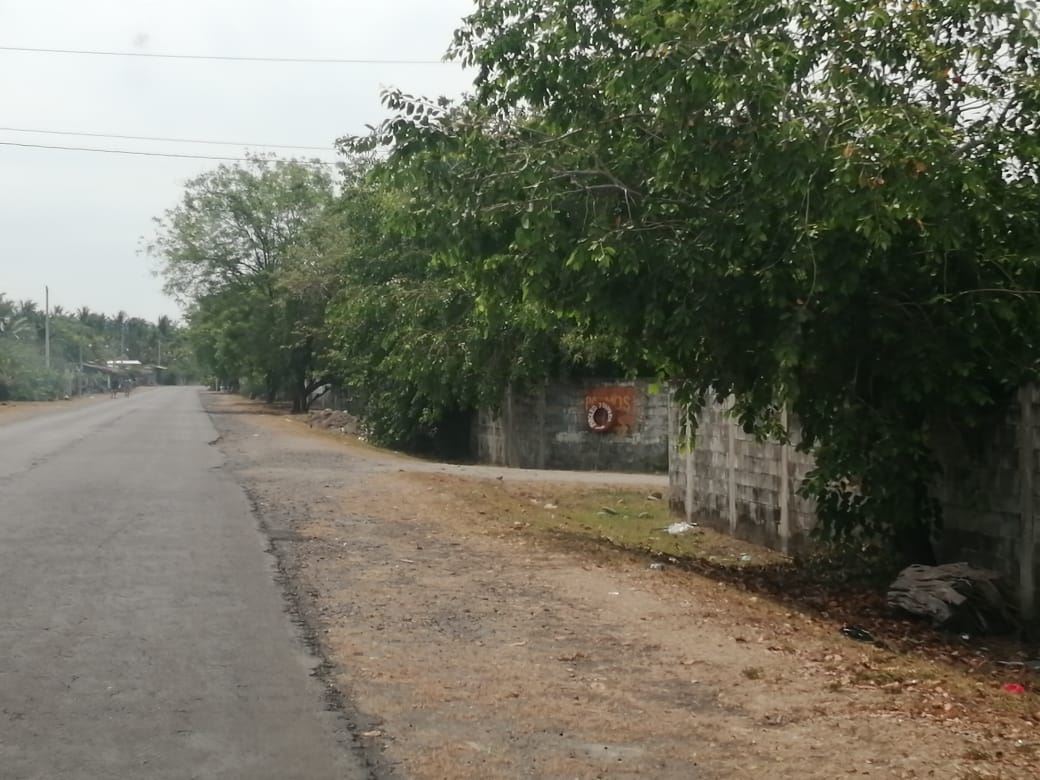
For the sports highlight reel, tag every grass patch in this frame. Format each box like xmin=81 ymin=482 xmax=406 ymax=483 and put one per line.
xmin=475 ymin=484 xmax=788 ymax=569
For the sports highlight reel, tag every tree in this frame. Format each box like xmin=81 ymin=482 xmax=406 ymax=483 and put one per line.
xmin=0 ymin=294 xmax=27 ymax=338
xmin=1 ymin=288 xmax=192 ymax=398
xmin=149 ymin=157 xmax=336 ymax=410
xmin=356 ymin=0 xmax=1040 ymax=556
xmin=316 ymin=147 xmax=627 ymax=449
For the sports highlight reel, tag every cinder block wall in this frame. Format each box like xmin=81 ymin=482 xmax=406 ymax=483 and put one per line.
xmin=475 ymin=379 xmax=669 ymax=473
xmin=931 ymin=387 xmax=1040 ymax=618
xmin=667 ymin=397 xmax=815 ymax=555
xmin=668 ymin=388 xmax=1040 ymax=618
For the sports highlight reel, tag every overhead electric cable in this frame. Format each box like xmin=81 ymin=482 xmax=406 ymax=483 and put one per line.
xmin=0 ymin=125 xmax=332 ymax=152
xmin=0 ymin=140 xmax=339 ymax=165
xmin=0 ymin=45 xmax=446 ymax=65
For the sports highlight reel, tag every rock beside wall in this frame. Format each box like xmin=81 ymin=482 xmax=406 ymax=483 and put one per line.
xmin=887 ymin=563 xmax=1016 ymax=634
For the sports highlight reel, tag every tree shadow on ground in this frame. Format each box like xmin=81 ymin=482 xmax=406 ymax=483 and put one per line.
xmin=549 ymin=528 xmax=1040 ymax=688
xmin=200 ymin=392 xmax=293 ymax=415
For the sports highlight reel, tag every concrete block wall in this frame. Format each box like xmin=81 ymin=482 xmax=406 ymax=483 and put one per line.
xmin=476 ymin=379 xmax=669 ymax=473
xmin=668 ymin=387 xmax=1040 ymax=619
xmin=668 ymin=397 xmax=815 ymax=555
xmin=474 ymin=384 xmax=544 ymax=469
xmin=931 ymin=387 xmax=1040 ymax=619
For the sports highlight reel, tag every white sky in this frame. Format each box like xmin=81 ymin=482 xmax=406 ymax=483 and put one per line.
xmin=0 ymin=0 xmax=475 ymax=321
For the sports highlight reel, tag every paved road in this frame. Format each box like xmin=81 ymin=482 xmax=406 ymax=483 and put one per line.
xmin=0 ymin=387 xmax=367 ymax=779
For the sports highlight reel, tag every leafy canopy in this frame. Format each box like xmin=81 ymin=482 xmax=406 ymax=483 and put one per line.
xmin=356 ymin=0 xmax=1040 ymax=548
xmin=149 ymin=157 xmax=336 ymax=410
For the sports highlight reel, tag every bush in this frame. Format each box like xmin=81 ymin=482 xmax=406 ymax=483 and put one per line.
xmin=0 ymin=341 xmax=66 ymax=400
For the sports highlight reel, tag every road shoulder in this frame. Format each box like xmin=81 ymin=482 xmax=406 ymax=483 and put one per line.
xmin=0 ymin=393 xmax=108 ymax=426
xmin=206 ymin=392 xmax=1039 ymax=779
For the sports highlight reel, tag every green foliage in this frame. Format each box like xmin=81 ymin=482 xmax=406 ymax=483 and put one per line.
xmin=350 ymin=0 xmax=1040 ymax=553
xmin=315 ymin=161 xmax=560 ymax=446
xmin=152 ymin=146 xmax=625 ymax=446
xmin=0 ymin=338 xmax=63 ymax=401
xmin=148 ymin=2 xmax=1040 ymax=557
xmin=149 ymin=156 xmax=336 ymax=411
xmin=0 ymin=292 xmax=188 ymax=400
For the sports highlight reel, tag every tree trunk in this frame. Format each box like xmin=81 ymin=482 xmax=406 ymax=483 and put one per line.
xmin=290 ymin=367 xmax=308 ymax=414
xmin=902 ymin=517 xmax=937 ymax=566
xmin=264 ymin=372 xmax=277 ymax=404
xmin=902 ymin=482 xmax=938 ymax=566
xmin=293 ymin=376 xmax=328 ymax=415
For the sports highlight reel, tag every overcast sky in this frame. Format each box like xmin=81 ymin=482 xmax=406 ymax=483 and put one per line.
xmin=0 ymin=0 xmax=475 ymax=321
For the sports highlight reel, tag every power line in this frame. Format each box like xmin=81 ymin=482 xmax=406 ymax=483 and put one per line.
xmin=0 ymin=140 xmax=339 ymax=165
xmin=0 ymin=126 xmax=332 ymax=152
xmin=0 ymin=45 xmax=447 ymax=65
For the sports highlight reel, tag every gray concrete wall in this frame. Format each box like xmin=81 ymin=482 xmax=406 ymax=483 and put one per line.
xmin=931 ymin=386 xmax=1039 ymax=620
xmin=476 ymin=379 xmax=669 ymax=473
xmin=667 ymin=397 xmax=815 ymax=555
xmin=668 ymin=388 xmax=1040 ymax=618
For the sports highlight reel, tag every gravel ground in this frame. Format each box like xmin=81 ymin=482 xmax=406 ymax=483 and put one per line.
xmin=206 ymin=392 xmax=1039 ymax=779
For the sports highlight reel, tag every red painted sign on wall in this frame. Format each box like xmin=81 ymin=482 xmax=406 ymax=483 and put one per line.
xmin=584 ymin=386 xmax=637 ymax=434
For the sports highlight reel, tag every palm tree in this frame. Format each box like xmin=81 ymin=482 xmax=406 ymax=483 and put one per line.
xmin=14 ymin=300 xmax=44 ymax=342
xmin=0 ymin=293 xmax=13 ymax=326
xmin=0 ymin=301 xmax=32 ymax=339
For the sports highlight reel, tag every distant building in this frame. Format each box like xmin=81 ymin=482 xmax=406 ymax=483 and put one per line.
xmin=105 ymin=360 xmax=166 ymax=385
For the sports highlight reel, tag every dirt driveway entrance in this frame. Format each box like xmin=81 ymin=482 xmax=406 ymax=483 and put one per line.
xmin=206 ymin=393 xmax=1038 ymax=779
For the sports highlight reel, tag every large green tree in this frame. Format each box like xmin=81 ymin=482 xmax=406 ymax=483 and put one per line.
xmin=319 ymin=160 xmax=578 ymax=448
xmin=149 ymin=157 xmax=336 ymax=410
xmin=356 ymin=0 xmax=1040 ymax=556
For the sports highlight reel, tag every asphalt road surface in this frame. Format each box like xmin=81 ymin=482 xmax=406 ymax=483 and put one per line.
xmin=0 ymin=387 xmax=367 ymax=779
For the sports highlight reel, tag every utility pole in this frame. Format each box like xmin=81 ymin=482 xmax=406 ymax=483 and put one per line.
xmin=120 ymin=322 xmax=126 ymax=356
xmin=44 ymin=286 xmax=51 ymax=370
xmin=157 ymin=338 xmax=162 ymax=366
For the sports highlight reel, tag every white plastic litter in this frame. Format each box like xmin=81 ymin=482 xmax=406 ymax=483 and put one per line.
xmin=666 ymin=521 xmax=697 ymax=535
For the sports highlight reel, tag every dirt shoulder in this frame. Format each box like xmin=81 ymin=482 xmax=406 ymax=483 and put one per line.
xmin=206 ymin=393 xmax=1040 ymax=779
xmin=0 ymin=393 xmax=109 ymax=426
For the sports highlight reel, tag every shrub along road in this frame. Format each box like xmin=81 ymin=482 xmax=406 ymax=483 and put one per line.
xmin=207 ymin=392 xmax=1040 ymax=779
